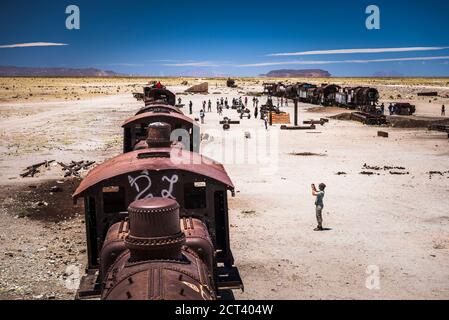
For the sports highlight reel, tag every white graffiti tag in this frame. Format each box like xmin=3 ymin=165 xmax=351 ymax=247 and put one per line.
xmin=161 ymin=175 xmax=179 ymax=199
xmin=128 ymin=170 xmax=153 ymax=201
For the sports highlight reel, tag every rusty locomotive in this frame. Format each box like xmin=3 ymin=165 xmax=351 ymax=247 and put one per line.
xmin=74 ymin=86 xmax=243 ymax=300
xmin=265 ymin=81 xmax=380 ymax=112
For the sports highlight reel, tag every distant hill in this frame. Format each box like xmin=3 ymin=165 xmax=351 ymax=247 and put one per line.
xmin=262 ymin=69 xmax=331 ymax=78
xmin=372 ymin=70 xmax=404 ymax=77
xmin=0 ymin=66 xmax=122 ymax=77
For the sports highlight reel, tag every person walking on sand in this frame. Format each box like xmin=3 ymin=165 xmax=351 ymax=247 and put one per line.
xmin=208 ymin=100 xmax=212 ymax=112
xmin=189 ymin=100 xmax=193 ymax=115
xmin=199 ymin=109 xmax=205 ymax=124
xmin=264 ymin=114 xmax=268 ymax=130
xmin=254 ymin=105 xmax=258 ymax=119
xmin=216 ymin=99 xmax=220 ymax=112
xmin=311 ymin=183 xmax=326 ymax=231
xmin=442 ymin=105 xmax=446 ymax=116
xmin=202 ymin=101 xmax=206 ymax=110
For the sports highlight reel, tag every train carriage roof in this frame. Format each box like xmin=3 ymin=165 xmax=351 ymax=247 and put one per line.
xmin=73 ymin=148 xmax=234 ymax=199
xmin=136 ymin=104 xmax=183 ymax=115
xmin=122 ymin=111 xmax=199 ymax=128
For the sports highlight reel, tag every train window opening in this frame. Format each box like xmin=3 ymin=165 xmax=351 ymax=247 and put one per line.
xmin=102 ymin=186 xmax=126 ymax=214
xmin=184 ymin=183 xmax=207 ymax=209
xmin=137 ymin=152 xmax=170 ymax=159
xmin=214 ymin=191 xmax=227 ymax=253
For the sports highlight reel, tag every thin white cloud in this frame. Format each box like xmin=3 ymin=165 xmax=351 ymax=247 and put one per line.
xmin=0 ymin=42 xmax=68 ymax=49
xmin=268 ymin=46 xmax=449 ymax=57
xmin=102 ymin=63 xmax=144 ymax=67
xmin=238 ymin=56 xmax=449 ymax=67
xmin=162 ymin=61 xmax=221 ymax=67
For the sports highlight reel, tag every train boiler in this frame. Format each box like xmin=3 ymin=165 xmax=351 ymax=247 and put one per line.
xmin=73 ymin=123 xmax=243 ymax=300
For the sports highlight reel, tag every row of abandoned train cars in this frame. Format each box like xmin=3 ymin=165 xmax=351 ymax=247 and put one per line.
xmin=74 ymin=83 xmax=243 ymax=300
xmin=264 ymin=82 xmax=415 ymax=116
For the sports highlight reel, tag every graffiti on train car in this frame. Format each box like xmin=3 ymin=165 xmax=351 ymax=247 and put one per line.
xmin=128 ymin=171 xmax=179 ymax=201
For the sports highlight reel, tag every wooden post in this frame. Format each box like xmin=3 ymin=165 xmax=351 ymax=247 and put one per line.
xmin=294 ymin=98 xmax=298 ymax=126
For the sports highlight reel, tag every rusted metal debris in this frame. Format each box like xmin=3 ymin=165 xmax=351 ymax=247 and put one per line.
xmin=20 ymin=160 xmax=55 ymax=178
xmin=428 ymin=171 xmax=449 ymax=179
xmin=361 ymin=164 xmax=409 ymax=175
xmin=390 ymin=103 xmax=416 ymax=116
xmin=281 ymin=125 xmax=316 ymax=130
xmin=220 ymin=117 xmax=240 ymax=130
xmin=417 ymin=92 xmax=438 ymax=97
xmin=303 ymin=119 xmax=327 ymax=126
xmin=350 ymin=112 xmax=387 ymax=125
xmin=362 ymin=164 xmax=406 ymax=171
xmin=58 ymin=161 xmax=95 ymax=177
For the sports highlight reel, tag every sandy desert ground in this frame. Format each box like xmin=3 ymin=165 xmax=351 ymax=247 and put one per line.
xmin=0 ymin=77 xmax=448 ymax=300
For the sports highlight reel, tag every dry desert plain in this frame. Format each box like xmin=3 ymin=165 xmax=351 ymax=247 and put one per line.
xmin=0 ymin=77 xmax=449 ymax=300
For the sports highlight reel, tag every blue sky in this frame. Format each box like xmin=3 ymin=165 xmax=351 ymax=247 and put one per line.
xmin=1 ymin=0 xmax=449 ymax=76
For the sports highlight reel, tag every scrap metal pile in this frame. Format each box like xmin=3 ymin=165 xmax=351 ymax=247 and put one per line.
xmin=262 ymin=82 xmax=409 ymax=118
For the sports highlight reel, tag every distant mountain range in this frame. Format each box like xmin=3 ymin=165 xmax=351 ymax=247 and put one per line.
xmin=372 ymin=70 xmax=404 ymax=77
xmin=0 ymin=66 xmax=122 ymax=77
xmin=262 ymin=69 xmax=331 ymax=78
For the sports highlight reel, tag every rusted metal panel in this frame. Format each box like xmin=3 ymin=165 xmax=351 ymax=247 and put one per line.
xmin=122 ymin=111 xmax=198 ymax=129
xmin=101 ymin=198 xmax=216 ymax=300
xmin=72 ymin=148 xmax=234 ymax=199
xmin=102 ymin=249 xmax=216 ymax=300
xmin=136 ymin=104 xmax=183 ymax=115
xmin=378 ymin=131 xmax=389 ymax=138
xmin=100 ymin=217 xmax=215 ymax=280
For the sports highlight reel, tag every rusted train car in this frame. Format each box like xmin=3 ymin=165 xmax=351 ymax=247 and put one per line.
xmin=74 ymin=86 xmax=243 ymax=300
xmin=335 ymin=87 xmax=379 ymax=112
xmin=124 ymin=88 xmax=200 ymax=153
xmin=133 ymin=85 xmax=176 ymax=106
xmin=276 ymin=82 xmax=381 ymax=113
xmin=122 ymin=110 xmax=200 ymax=153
